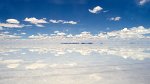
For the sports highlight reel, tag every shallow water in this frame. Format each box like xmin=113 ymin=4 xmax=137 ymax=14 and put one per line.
xmin=0 ymin=44 xmax=150 ymax=84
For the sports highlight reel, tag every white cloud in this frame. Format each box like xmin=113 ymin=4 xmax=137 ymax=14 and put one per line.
xmin=102 ymin=26 xmax=150 ymax=39
xmin=89 ymin=6 xmax=103 ymax=14
xmin=0 ymin=19 xmax=24 ymax=28
xmin=63 ymin=21 xmax=77 ymax=24
xmin=24 ymin=17 xmax=47 ymax=27
xmin=139 ymin=0 xmax=150 ymax=5
xmin=110 ymin=17 xmax=121 ymax=21
xmin=0 ymin=33 xmax=22 ymax=39
xmin=49 ymin=19 xmax=77 ymax=24
xmin=24 ymin=17 xmax=47 ymax=24
xmin=36 ymin=24 xmax=45 ymax=27
xmin=54 ymin=31 xmax=60 ymax=33
xmin=21 ymin=32 xmax=26 ymax=35
xmin=27 ymin=26 xmax=150 ymax=40
xmin=53 ymin=31 xmax=66 ymax=36
xmin=0 ymin=23 xmax=23 ymax=28
xmin=56 ymin=32 xmax=66 ymax=36
xmin=49 ymin=19 xmax=61 ymax=23
xmin=6 ymin=19 xmax=20 ymax=24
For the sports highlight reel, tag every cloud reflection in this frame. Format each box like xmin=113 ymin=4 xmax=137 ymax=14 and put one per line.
xmin=0 ymin=44 xmax=150 ymax=60
xmin=27 ymin=45 xmax=150 ymax=60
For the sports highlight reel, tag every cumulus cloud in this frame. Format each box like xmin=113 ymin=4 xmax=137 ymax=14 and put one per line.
xmin=27 ymin=26 xmax=150 ymax=40
xmin=49 ymin=19 xmax=61 ymax=23
xmin=110 ymin=17 xmax=121 ymax=21
xmin=89 ymin=6 xmax=103 ymax=14
xmin=35 ymin=24 xmax=45 ymax=27
xmin=53 ymin=31 xmax=67 ymax=35
xmin=63 ymin=21 xmax=77 ymax=24
xmin=100 ymin=26 xmax=150 ymax=39
xmin=0 ymin=33 xmax=22 ymax=39
xmin=0 ymin=23 xmax=23 ymax=28
xmin=6 ymin=19 xmax=20 ymax=24
xmin=49 ymin=19 xmax=77 ymax=24
xmin=21 ymin=32 xmax=26 ymax=35
xmin=0 ymin=19 xmax=24 ymax=28
xmin=24 ymin=17 xmax=48 ymax=27
xmin=139 ymin=0 xmax=150 ymax=5
xmin=1 ymin=25 xmax=149 ymax=40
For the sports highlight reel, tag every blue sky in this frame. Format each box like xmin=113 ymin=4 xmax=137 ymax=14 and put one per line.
xmin=0 ymin=0 xmax=150 ymax=36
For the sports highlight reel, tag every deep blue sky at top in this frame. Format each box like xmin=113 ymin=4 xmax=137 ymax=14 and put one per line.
xmin=0 ymin=0 xmax=150 ymax=34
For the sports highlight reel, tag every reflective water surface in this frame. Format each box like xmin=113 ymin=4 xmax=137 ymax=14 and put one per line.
xmin=0 ymin=44 xmax=150 ymax=84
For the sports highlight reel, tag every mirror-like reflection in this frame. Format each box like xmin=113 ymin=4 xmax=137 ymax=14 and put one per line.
xmin=0 ymin=44 xmax=150 ymax=84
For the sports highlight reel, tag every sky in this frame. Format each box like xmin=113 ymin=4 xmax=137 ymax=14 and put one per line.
xmin=0 ymin=1 xmax=150 ymax=83
xmin=0 ymin=0 xmax=150 ymax=37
